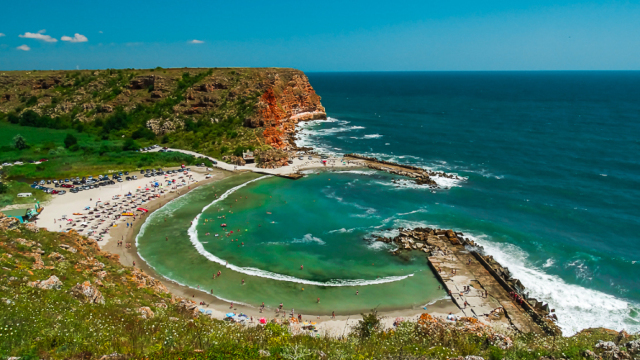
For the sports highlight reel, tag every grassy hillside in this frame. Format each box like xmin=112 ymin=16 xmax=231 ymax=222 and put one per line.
xmin=0 ymin=221 xmax=637 ymax=359
xmin=0 ymin=67 xmax=319 ymax=160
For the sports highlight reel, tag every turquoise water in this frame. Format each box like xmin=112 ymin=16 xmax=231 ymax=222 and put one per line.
xmin=138 ymin=72 xmax=640 ymax=335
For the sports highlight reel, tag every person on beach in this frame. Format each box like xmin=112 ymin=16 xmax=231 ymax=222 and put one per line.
xmin=317 ymin=298 xmax=320 ymax=303
xmin=356 ymin=290 xmax=359 ymax=295
xmin=241 ymin=279 xmax=245 ymax=285
xmin=332 ymin=311 xmax=335 ymax=318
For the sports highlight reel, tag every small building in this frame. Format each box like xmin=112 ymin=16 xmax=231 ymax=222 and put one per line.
xmin=242 ymin=150 xmax=255 ymax=164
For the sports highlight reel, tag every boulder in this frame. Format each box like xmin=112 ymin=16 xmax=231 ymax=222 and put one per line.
xmin=59 ymin=244 xmax=77 ymax=253
xmin=24 ymin=223 xmax=39 ymax=233
xmin=47 ymin=252 xmax=65 ymax=262
xmin=31 ymin=253 xmax=45 ymax=269
xmin=623 ymin=339 xmax=640 ymax=355
xmin=71 ymin=281 xmax=105 ymax=304
xmin=28 ymin=275 xmax=63 ymax=290
xmin=177 ymin=299 xmax=199 ymax=318
xmin=137 ymin=306 xmax=155 ymax=319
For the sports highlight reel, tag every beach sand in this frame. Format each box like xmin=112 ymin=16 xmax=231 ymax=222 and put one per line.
xmin=33 ymin=161 xmax=465 ymax=336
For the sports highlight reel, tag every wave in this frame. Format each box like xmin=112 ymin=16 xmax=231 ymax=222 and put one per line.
xmin=397 ymin=209 xmax=429 ymax=216
xmin=467 ymin=233 xmax=640 ymax=336
xmin=184 ymin=177 xmax=414 ymax=287
xmin=291 ymin=233 xmax=325 ymax=245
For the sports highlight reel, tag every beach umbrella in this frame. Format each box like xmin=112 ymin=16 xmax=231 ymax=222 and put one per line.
xmin=259 ymin=318 xmax=267 ymax=324
xmin=225 ymin=313 xmax=236 ymax=318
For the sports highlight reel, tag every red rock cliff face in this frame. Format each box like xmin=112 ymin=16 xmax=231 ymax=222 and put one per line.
xmin=257 ymin=74 xmax=326 ymax=149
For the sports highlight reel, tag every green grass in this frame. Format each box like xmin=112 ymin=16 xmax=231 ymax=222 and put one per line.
xmin=0 ymin=181 xmax=51 ymax=208
xmin=0 ymin=227 xmax=637 ymax=359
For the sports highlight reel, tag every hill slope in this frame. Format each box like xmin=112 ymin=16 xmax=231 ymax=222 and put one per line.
xmin=0 ymin=68 xmax=325 ymax=158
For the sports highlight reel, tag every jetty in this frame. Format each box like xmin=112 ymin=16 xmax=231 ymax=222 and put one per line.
xmin=373 ymin=228 xmax=561 ymax=335
xmin=344 ymin=153 xmax=462 ymax=187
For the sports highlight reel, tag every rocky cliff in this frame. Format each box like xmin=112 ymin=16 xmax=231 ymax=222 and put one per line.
xmin=0 ymin=67 xmax=325 ymax=154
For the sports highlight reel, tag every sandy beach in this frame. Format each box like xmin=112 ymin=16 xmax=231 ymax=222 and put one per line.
xmin=31 ymin=157 xmax=465 ymax=336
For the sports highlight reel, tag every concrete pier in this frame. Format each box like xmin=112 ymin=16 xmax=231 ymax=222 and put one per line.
xmin=375 ymin=228 xmax=561 ymax=335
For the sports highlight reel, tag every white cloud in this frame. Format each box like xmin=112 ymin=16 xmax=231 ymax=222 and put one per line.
xmin=0 ymin=33 xmax=5 ymax=37
xmin=16 ymin=44 xmax=31 ymax=51
xmin=189 ymin=39 xmax=204 ymax=44
xmin=61 ymin=33 xmax=88 ymax=43
xmin=19 ymin=30 xmax=57 ymax=42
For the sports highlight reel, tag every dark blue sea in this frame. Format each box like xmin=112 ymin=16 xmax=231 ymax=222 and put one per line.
xmin=296 ymin=71 xmax=640 ymax=334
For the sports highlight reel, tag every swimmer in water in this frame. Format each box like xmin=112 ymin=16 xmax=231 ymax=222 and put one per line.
xmin=300 ymin=265 xmax=304 ymax=270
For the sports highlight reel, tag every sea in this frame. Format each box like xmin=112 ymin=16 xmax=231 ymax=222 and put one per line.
xmin=137 ymin=72 xmax=640 ymax=335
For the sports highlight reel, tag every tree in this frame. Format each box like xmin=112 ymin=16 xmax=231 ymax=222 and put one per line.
xmin=12 ymin=134 xmax=27 ymax=150
xmin=122 ymin=138 xmax=140 ymax=151
xmin=0 ymin=182 xmax=8 ymax=194
xmin=64 ymin=133 xmax=78 ymax=148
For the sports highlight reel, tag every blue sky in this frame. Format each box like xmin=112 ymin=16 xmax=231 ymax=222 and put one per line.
xmin=1 ymin=0 xmax=639 ymax=71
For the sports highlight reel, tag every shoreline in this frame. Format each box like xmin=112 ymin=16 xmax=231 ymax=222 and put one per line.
xmin=110 ymin=168 xmax=463 ymax=335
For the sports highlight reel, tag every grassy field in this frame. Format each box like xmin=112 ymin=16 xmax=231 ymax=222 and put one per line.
xmin=0 ymin=226 xmax=636 ymax=359
xmin=0 ymin=181 xmax=51 ymax=208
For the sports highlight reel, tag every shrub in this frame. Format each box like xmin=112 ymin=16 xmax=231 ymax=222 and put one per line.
xmin=12 ymin=134 xmax=27 ymax=150
xmin=123 ymin=138 xmax=140 ymax=151
xmin=353 ymin=309 xmax=382 ymax=339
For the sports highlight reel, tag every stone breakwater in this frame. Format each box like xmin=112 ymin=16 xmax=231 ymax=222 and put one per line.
xmin=372 ymin=227 xmax=562 ymax=335
xmin=344 ymin=154 xmax=463 ymax=188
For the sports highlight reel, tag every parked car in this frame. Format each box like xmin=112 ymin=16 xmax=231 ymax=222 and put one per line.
xmin=140 ymin=170 xmax=145 ymax=174
xmin=58 ymin=190 xmax=66 ymax=195
xmin=70 ymin=188 xmax=78 ymax=193
xmin=65 ymin=179 xmax=69 ymax=183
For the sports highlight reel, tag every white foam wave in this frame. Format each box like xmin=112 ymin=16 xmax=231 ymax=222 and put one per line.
xmin=364 ymin=134 xmax=383 ymax=139
xmin=543 ymin=258 xmax=555 ymax=268
xmin=184 ymin=178 xmax=413 ymax=287
xmin=328 ymin=228 xmax=357 ymax=234
xmin=291 ymin=233 xmax=325 ymax=245
xmin=367 ymin=241 xmax=394 ymax=251
xmin=431 ymin=175 xmax=464 ymax=189
xmin=468 ymin=233 xmax=640 ymax=335
xmin=397 ymin=209 xmax=429 ymax=216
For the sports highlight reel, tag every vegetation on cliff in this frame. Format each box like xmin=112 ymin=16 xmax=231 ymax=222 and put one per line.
xmin=0 ymin=67 xmax=324 ymax=161
xmin=0 ymin=218 xmax=638 ymax=359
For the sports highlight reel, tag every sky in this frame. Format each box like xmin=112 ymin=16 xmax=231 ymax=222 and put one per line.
xmin=1 ymin=0 xmax=639 ymax=71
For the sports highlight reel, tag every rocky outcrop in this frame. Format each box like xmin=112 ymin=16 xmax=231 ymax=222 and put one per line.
xmin=137 ymin=306 xmax=155 ymax=319
xmin=130 ymin=268 xmax=169 ymax=294
xmin=59 ymin=244 xmax=78 ymax=253
xmin=256 ymin=74 xmax=326 ymax=149
xmin=255 ymin=149 xmax=289 ymax=169
xmin=176 ymin=299 xmax=199 ymax=318
xmin=146 ymin=118 xmax=184 ymax=135
xmin=221 ymin=155 xmax=246 ymax=166
xmin=71 ymin=281 xmax=105 ymax=304
xmin=47 ymin=252 xmax=65 ymax=262
xmin=0 ymin=213 xmax=20 ymax=231
xmin=28 ymin=275 xmax=63 ymax=290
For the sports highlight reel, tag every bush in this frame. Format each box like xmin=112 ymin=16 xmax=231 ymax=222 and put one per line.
xmin=25 ymin=96 xmax=38 ymax=107
xmin=353 ymin=309 xmax=382 ymax=339
xmin=12 ymin=134 xmax=27 ymax=150
xmin=64 ymin=134 xmax=78 ymax=148
xmin=122 ymin=138 xmax=140 ymax=151
xmin=69 ymin=144 xmax=80 ymax=152
xmin=0 ymin=182 xmax=7 ymax=194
